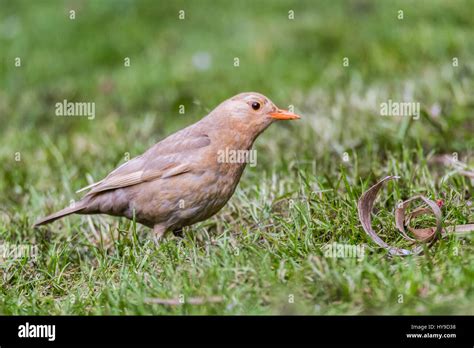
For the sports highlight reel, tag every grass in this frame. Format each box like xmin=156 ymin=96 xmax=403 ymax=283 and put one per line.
xmin=0 ymin=0 xmax=473 ymax=315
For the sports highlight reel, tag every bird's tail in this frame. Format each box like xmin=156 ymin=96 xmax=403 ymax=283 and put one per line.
xmin=33 ymin=203 xmax=86 ymax=227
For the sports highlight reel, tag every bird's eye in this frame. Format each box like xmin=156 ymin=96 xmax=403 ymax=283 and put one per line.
xmin=251 ymin=102 xmax=261 ymax=110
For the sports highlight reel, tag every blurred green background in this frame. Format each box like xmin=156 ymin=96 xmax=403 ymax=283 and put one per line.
xmin=0 ymin=0 xmax=473 ymax=315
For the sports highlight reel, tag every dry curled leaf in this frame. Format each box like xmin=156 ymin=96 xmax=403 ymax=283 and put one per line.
xmin=358 ymin=176 xmax=474 ymax=256
xmin=394 ymin=196 xmax=442 ymax=244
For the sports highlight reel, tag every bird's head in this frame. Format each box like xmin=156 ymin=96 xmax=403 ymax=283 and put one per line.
xmin=207 ymin=92 xmax=301 ymax=139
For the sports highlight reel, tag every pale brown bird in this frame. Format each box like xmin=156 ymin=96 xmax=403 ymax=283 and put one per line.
xmin=34 ymin=92 xmax=301 ymax=241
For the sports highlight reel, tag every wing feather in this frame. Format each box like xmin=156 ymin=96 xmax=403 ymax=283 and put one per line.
xmin=78 ymin=133 xmax=210 ymax=196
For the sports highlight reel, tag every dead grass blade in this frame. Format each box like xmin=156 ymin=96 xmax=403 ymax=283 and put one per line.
xmin=430 ymin=154 xmax=474 ymax=179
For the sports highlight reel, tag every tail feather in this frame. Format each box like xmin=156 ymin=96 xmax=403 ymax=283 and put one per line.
xmin=33 ymin=203 xmax=86 ymax=227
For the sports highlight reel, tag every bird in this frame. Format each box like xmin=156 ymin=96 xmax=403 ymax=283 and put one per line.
xmin=34 ymin=92 xmax=301 ymax=241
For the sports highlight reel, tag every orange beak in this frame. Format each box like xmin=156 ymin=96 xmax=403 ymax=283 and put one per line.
xmin=268 ymin=109 xmax=301 ymax=120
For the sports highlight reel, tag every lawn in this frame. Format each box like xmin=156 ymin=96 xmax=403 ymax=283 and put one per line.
xmin=0 ymin=0 xmax=473 ymax=315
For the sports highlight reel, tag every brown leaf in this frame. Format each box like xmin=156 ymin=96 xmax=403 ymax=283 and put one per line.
xmin=395 ymin=196 xmax=442 ymax=244
xmin=358 ymin=176 xmax=474 ymax=256
xmin=358 ymin=176 xmax=421 ymax=256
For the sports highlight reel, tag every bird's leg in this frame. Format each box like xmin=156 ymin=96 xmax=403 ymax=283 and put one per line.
xmin=172 ymin=227 xmax=184 ymax=238
xmin=152 ymin=225 xmax=167 ymax=245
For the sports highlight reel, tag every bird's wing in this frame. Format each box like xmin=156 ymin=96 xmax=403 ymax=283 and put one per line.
xmin=78 ymin=133 xmax=211 ymax=196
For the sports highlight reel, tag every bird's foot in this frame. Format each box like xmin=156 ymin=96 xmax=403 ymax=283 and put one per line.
xmin=152 ymin=225 xmax=167 ymax=246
